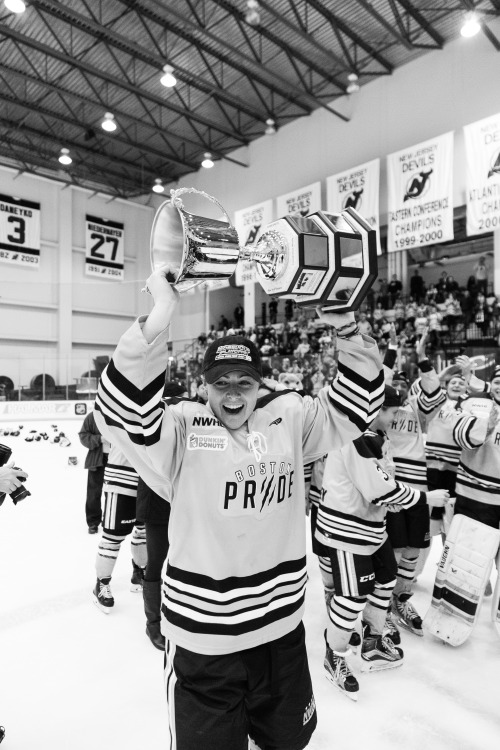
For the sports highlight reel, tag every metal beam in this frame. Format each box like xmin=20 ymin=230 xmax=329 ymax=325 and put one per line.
xmin=304 ymin=0 xmax=394 ymax=73
xmin=0 ymin=23 xmax=250 ymax=145
xmin=394 ymin=0 xmax=444 ymax=47
xmin=29 ymin=0 xmax=269 ymax=124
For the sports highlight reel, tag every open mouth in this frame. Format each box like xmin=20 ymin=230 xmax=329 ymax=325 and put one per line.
xmin=223 ymin=404 xmax=244 ymax=415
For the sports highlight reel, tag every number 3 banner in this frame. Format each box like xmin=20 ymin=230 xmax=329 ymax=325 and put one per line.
xmin=0 ymin=194 xmax=41 ymax=268
xmin=85 ymin=215 xmax=124 ymax=280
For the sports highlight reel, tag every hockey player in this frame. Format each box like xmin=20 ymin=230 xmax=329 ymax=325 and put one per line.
xmin=92 ymin=444 xmax=147 ymax=613
xmin=316 ymin=385 xmax=449 ymax=700
xmin=385 ymin=331 xmax=446 ymax=637
xmin=94 ymin=266 xmax=384 ymax=750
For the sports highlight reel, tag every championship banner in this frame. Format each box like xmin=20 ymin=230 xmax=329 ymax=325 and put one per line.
xmin=387 ymin=132 xmax=454 ymax=253
xmin=85 ymin=215 xmax=124 ymax=280
xmin=326 ymin=159 xmax=381 ymax=254
xmin=0 ymin=194 xmax=41 ymax=268
xmin=276 ymin=181 xmax=321 ymax=219
xmin=234 ymin=199 xmax=273 ymax=286
xmin=464 ymin=113 xmax=500 ymax=235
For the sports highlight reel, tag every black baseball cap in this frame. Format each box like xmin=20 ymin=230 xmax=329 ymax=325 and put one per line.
xmin=202 ymin=335 xmax=262 ymax=384
xmin=163 ymin=380 xmax=187 ymax=398
xmin=392 ymin=371 xmax=408 ymax=384
xmin=383 ymin=384 xmax=401 ymax=407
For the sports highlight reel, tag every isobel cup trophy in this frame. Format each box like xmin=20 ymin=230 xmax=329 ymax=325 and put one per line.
xmin=150 ymin=187 xmax=377 ymax=312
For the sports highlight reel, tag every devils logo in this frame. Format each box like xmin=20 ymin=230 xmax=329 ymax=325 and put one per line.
xmin=403 ymin=169 xmax=433 ymax=201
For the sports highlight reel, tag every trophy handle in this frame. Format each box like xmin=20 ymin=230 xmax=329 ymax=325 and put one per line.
xmin=170 ymin=187 xmax=235 ymax=230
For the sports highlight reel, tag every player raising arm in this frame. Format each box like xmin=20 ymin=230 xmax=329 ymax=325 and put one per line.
xmin=94 ymin=266 xmax=384 ymax=750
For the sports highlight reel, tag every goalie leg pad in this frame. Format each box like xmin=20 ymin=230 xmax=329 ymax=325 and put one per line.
xmin=423 ymin=514 xmax=500 ymax=646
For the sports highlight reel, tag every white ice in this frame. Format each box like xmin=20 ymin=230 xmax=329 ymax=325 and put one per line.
xmin=1 ymin=419 xmax=500 ymax=750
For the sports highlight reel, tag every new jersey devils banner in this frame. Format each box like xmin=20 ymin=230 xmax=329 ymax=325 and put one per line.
xmin=387 ymin=132 xmax=454 ymax=253
xmin=464 ymin=113 xmax=500 ymax=236
xmin=0 ymin=194 xmax=41 ymax=268
xmin=326 ymin=159 xmax=380 ymax=253
xmin=85 ymin=215 xmax=124 ymax=280
xmin=276 ymin=182 xmax=321 ymax=219
xmin=234 ymin=199 xmax=273 ymax=286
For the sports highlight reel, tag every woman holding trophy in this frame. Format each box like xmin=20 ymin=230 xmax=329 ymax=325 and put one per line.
xmin=94 ymin=189 xmax=383 ymax=749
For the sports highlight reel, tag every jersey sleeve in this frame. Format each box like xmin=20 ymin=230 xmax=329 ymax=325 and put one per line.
xmin=413 ymin=360 xmax=446 ymax=417
xmin=301 ymin=334 xmax=384 ymax=463
xmin=94 ymin=317 xmax=185 ymax=500
xmin=452 ymin=413 xmax=490 ymax=450
xmin=342 ymin=434 xmax=424 ymax=509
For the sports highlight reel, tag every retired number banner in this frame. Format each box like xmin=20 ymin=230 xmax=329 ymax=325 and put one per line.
xmin=276 ymin=181 xmax=321 ymax=218
xmin=234 ymin=200 xmax=273 ymax=286
xmin=85 ymin=215 xmax=125 ymax=280
xmin=0 ymin=194 xmax=41 ymax=268
xmin=464 ymin=113 xmax=500 ymax=236
xmin=326 ymin=159 xmax=380 ymax=254
xmin=387 ymin=132 xmax=454 ymax=253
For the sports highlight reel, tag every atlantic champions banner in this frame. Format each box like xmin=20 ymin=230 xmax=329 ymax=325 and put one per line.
xmin=0 ymin=194 xmax=41 ymax=268
xmin=276 ymin=181 xmax=321 ymax=218
xmin=326 ymin=159 xmax=380 ymax=253
xmin=387 ymin=132 xmax=454 ymax=253
xmin=234 ymin=199 xmax=273 ymax=286
xmin=464 ymin=113 xmax=500 ymax=236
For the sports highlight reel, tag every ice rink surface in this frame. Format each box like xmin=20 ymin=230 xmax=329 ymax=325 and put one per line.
xmin=1 ymin=419 xmax=500 ymax=750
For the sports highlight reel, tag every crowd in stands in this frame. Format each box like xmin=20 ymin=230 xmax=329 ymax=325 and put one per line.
xmin=169 ymin=256 xmax=500 ymax=396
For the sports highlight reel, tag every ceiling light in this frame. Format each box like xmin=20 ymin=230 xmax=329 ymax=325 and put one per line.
xmin=4 ymin=0 xmax=26 ymax=13
xmin=461 ymin=13 xmax=480 ymax=38
xmin=346 ymin=73 xmax=360 ymax=94
xmin=201 ymin=152 xmax=214 ymax=169
xmin=245 ymin=0 xmax=261 ymax=26
xmin=101 ymin=112 xmax=117 ymax=132
xmin=160 ymin=64 xmax=177 ymax=88
xmin=265 ymin=118 xmax=276 ymax=135
xmin=58 ymin=148 xmax=72 ymax=166
xmin=152 ymin=179 xmax=164 ymax=194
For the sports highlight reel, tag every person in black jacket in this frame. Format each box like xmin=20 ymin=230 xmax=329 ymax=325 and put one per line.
xmin=78 ymin=410 xmax=109 ymax=534
xmin=137 ymin=380 xmax=187 ymax=650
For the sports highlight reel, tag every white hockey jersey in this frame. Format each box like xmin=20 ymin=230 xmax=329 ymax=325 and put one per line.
xmin=454 ymin=396 xmax=500 ymax=506
xmin=95 ymin=317 xmax=384 ymax=655
xmin=316 ymin=430 xmax=423 ymax=556
xmin=386 ymin=363 xmax=445 ymax=490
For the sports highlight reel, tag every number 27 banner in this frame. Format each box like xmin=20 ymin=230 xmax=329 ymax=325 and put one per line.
xmin=0 ymin=194 xmax=41 ymax=268
xmin=387 ymin=132 xmax=454 ymax=253
xmin=85 ymin=215 xmax=125 ymax=280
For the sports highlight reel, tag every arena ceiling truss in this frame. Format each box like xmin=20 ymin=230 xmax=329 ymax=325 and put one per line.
xmin=0 ymin=0 xmax=499 ymax=198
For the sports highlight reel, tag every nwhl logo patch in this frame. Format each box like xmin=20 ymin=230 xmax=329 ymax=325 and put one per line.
xmin=215 ymin=344 xmax=252 ymax=361
xmin=187 ymin=433 xmax=228 ymax=451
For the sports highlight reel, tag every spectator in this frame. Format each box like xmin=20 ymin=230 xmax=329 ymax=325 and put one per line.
xmin=436 ymin=270 xmax=448 ymax=302
xmin=218 ymin=314 xmax=229 ymax=331
xmin=410 ymin=269 xmax=425 ymax=303
xmin=426 ymin=284 xmax=438 ymax=305
xmin=427 ymin=304 xmax=442 ymax=350
xmin=388 ymin=274 xmax=402 ymax=307
xmin=234 ymin=303 xmax=244 ymax=328
xmin=357 ymin=311 xmax=373 ymax=337
xmin=373 ymin=301 xmax=385 ymax=322
xmin=473 ymin=255 xmax=489 ymax=296
xmin=474 ymin=292 xmax=490 ymax=336
xmin=284 ymin=299 xmax=295 ymax=322
xmin=445 ymin=274 xmax=459 ymax=295
xmin=461 ymin=289 xmax=475 ymax=330
xmin=79 ymin=410 xmax=109 ymax=534
xmin=377 ymin=278 xmax=389 ymax=308
xmin=405 ymin=298 xmax=418 ymax=326
xmin=269 ymin=297 xmax=278 ymax=324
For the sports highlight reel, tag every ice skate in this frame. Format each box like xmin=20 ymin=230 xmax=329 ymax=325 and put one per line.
xmin=130 ymin=560 xmax=145 ymax=592
xmin=383 ymin=611 xmax=401 ymax=645
xmin=392 ymin=594 xmax=423 ymax=636
xmin=361 ymin=622 xmax=404 ymax=672
xmin=324 ymin=638 xmax=359 ymax=701
xmin=93 ymin=577 xmax=114 ymax=613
